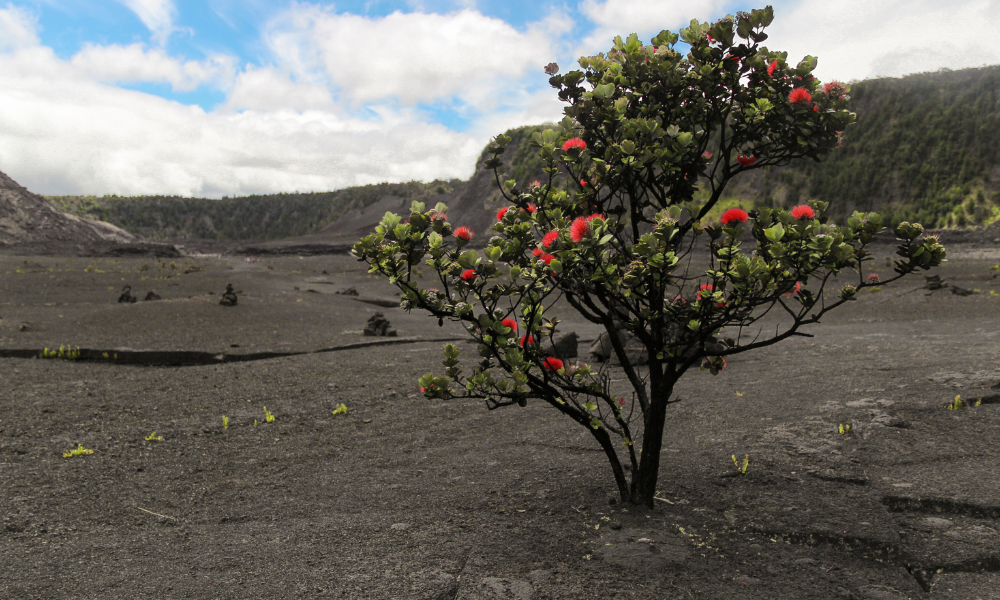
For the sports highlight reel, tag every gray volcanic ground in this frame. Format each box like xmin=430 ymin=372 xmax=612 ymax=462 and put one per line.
xmin=1 ymin=248 xmax=999 ymax=599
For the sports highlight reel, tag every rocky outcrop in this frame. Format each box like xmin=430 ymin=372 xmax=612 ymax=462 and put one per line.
xmin=0 ymin=169 xmax=139 ymax=246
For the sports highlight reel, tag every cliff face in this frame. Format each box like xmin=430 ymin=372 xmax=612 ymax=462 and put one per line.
xmin=0 ymin=170 xmax=139 ymax=246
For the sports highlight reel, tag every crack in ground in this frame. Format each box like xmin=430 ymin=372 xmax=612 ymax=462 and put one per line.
xmin=0 ymin=336 xmax=466 ymax=366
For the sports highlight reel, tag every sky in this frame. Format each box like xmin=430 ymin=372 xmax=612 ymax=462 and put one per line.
xmin=0 ymin=0 xmax=997 ymax=198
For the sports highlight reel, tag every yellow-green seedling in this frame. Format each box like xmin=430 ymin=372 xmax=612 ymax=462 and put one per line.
xmin=947 ymin=395 xmax=964 ymax=410
xmin=253 ymin=419 xmax=258 ymax=427
xmin=63 ymin=444 xmax=94 ymax=458
xmin=331 ymin=404 xmax=348 ymax=416
xmin=222 ymin=415 xmax=229 ymax=429
xmin=40 ymin=345 xmax=82 ymax=360
xmin=145 ymin=432 xmax=162 ymax=442
xmin=731 ymin=453 xmax=749 ymax=475
xmin=838 ymin=423 xmax=851 ymax=435
xmin=263 ymin=406 xmax=275 ymax=423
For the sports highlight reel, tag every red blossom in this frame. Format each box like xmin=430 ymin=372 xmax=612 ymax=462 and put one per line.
xmin=618 ymin=397 xmax=626 ymax=406
xmin=579 ymin=179 xmax=588 ymax=187
xmin=460 ymin=269 xmax=476 ymax=280
xmin=720 ymin=208 xmax=749 ymax=226
xmin=768 ymin=60 xmax=778 ymax=77
xmin=789 ymin=88 xmax=812 ymax=105
xmin=526 ymin=203 xmax=537 ymax=213
xmin=501 ymin=318 xmax=518 ymax=331
xmin=737 ymin=154 xmax=756 ymax=167
xmin=586 ymin=213 xmax=604 ymax=221
xmin=433 ymin=213 xmax=447 ymax=221
xmin=791 ymin=205 xmax=815 ymax=220
xmin=562 ymin=137 xmax=587 ymax=152
xmin=823 ymin=81 xmax=844 ymax=98
xmin=497 ymin=207 xmax=508 ymax=221
xmin=540 ymin=253 xmax=555 ymax=265
xmin=697 ymin=284 xmax=713 ymax=300
xmin=867 ymin=274 xmax=880 ymax=283
xmin=703 ymin=151 xmax=713 ymax=159
xmin=529 ymin=180 xmax=541 ymax=188
xmin=532 ymin=248 xmax=543 ymax=257
xmin=520 ymin=335 xmax=534 ymax=347
xmin=541 ymin=230 xmax=559 ymax=248
xmin=813 ymin=105 xmax=819 ymax=112
xmin=542 ymin=357 xmax=564 ymax=371
xmin=454 ymin=226 xmax=474 ymax=240
xmin=570 ymin=217 xmax=591 ymax=242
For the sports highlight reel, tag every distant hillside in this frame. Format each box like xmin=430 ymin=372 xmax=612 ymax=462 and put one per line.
xmin=45 ymin=66 xmax=1000 ymax=239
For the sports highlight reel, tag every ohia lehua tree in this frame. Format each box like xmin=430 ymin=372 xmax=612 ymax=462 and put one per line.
xmin=353 ymin=6 xmax=945 ymax=506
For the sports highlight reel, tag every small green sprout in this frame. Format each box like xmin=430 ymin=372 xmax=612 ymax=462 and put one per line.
xmin=731 ymin=453 xmax=749 ymax=475
xmin=253 ymin=419 xmax=258 ymax=427
xmin=974 ymin=396 xmax=983 ymax=407
xmin=63 ymin=444 xmax=93 ymax=458
xmin=263 ymin=406 xmax=275 ymax=423
xmin=145 ymin=432 xmax=162 ymax=442
xmin=331 ymin=404 xmax=348 ymax=416
xmin=838 ymin=423 xmax=851 ymax=435
xmin=102 ymin=352 xmax=109 ymax=359
xmin=947 ymin=395 xmax=964 ymax=410
xmin=222 ymin=415 xmax=229 ymax=429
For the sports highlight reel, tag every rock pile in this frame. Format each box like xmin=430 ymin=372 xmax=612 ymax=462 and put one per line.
xmin=220 ymin=283 xmax=238 ymax=306
xmin=364 ymin=312 xmax=396 ymax=336
xmin=118 ymin=285 xmax=137 ymax=304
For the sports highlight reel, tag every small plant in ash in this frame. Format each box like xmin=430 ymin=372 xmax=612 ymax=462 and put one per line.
xmin=63 ymin=444 xmax=94 ymax=458
xmin=263 ymin=406 xmax=275 ymax=423
xmin=145 ymin=432 xmax=163 ymax=442
xmin=331 ymin=404 xmax=348 ymax=416
xmin=40 ymin=345 xmax=82 ymax=360
xmin=222 ymin=415 xmax=229 ymax=430
xmin=353 ymin=6 xmax=945 ymax=506
xmin=732 ymin=453 xmax=750 ymax=475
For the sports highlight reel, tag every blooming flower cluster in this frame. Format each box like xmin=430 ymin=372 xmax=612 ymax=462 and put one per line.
xmin=531 ymin=248 xmax=556 ymax=264
xmin=562 ymin=137 xmax=586 ymax=152
xmin=454 ymin=226 xmax=474 ymax=241
xmin=720 ymin=208 xmax=748 ymax=226
xmin=501 ymin=318 xmax=518 ymax=331
xmin=460 ymin=269 xmax=476 ymax=280
xmin=789 ymin=88 xmax=812 ymax=105
xmin=542 ymin=357 xmax=564 ymax=371
xmin=768 ymin=60 xmax=778 ymax=77
xmin=791 ymin=205 xmax=815 ymax=220
xmin=541 ymin=230 xmax=559 ymax=248
xmin=737 ymin=154 xmax=756 ymax=167
xmin=569 ymin=213 xmax=604 ymax=242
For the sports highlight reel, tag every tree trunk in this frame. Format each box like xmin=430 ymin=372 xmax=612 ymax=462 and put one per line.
xmin=590 ymin=425 xmax=631 ymax=502
xmin=631 ymin=373 xmax=673 ymax=506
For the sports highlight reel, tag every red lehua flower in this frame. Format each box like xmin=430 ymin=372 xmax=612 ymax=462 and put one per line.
xmin=570 ymin=217 xmax=591 ymax=242
xmin=867 ymin=274 xmax=880 ymax=282
xmin=526 ymin=203 xmax=537 ymax=213
xmin=697 ymin=283 xmax=713 ymax=300
xmin=586 ymin=213 xmax=604 ymax=221
xmin=795 ymin=281 xmax=802 ymax=294
xmin=529 ymin=180 xmax=541 ymax=188
xmin=813 ymin=105 xmax=819 ymax=112
xmin=720 ymin=208 xmax=749 ymax=226
xmin=541 ymin=230 xmax=559 ymax=248
xmin=618 ymin=397 xmax=626 ymax=406
xmin=579 ymin=179 xmax=588 ymax=187
xmin=789 ymin=88 xmax=812 ymax=105
xmin=562 ymin=137 xmax=586 ymax=152
xmin=737 ymin=154 xmax=756 ymax=167
xmin=454 ymin=226 xmax=473 ymax=240
xmin=501 ymin=317 xmax=518 ymax=331
xmin=497 ymin=207 xmax=508 ymax=221
xmin=420 ymin=387 xmax=425 ymax=392
xmin=433 ymin=213 xmax=447 ymax=221
xmin=540 ymin=253 xmax=555 ymax=265
xmin=532 ymin=248 xmax=543 ymax=257
xmin=542 ymin=357 xmax=564 ymax=371
xmin=768 ymin=60 xmax=778 ymax=76
xmin=703 ymin=151 xmax=713 ymax=159
xmin=823 ymin=81 xmax=844 ymax=98
xmin=520 ymin=335 xmax=534 ymax=347
xmin=791 ymin=205 xmax=815 ymax=220
xmin=460 ymin=269 xmax=476 ymax=280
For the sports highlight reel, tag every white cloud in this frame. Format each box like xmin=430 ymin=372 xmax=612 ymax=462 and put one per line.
xmin=223 ymin=65 xmax=335 ymax=111
xmin=0 ymin=45 xmax=485 ymax=197
xmin=263 ymin=5 xmax=562 ymax=106
xmin=765 ymin=0 xmax=1000 ymax=82
xmin=578 ymin=0 xmax=733 ymax=53
xmin=0 ymin=3 xmax=40 ymax=51
xmin=70 ymin=43 xmax=237 ymax=91
xmin=117 ymin=0 xmax=177 ymax=46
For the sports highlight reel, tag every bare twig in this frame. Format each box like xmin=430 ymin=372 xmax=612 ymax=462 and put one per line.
xmin=136 ymin=506 xmax=179 ymax=521
xmin=653 ymin=495 xmax=675 ymax=504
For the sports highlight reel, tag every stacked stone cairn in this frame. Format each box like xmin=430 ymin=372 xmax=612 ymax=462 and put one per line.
xmin=364 ymin=312 xmax=397 ymax=336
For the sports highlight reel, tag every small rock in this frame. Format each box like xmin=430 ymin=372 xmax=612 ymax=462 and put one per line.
xmin=389 ymin=522 xmax=409 ymax=531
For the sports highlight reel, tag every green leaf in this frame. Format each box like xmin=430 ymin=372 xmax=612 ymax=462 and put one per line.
xmin=764 ymin=223 xmax=785 ymax=243
xmin=549 ymin=259 xmax=563 ymax=274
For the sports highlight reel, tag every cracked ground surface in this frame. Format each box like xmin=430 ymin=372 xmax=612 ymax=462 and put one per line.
xmin=1 ymin=248 xmax=999 ymax=599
